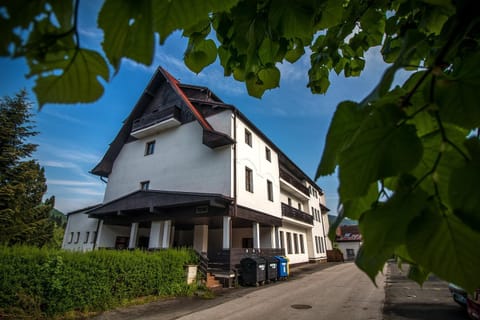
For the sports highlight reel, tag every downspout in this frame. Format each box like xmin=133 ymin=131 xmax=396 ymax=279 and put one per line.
xmin=233 ymin=110 xmax=238 ymax=217
xmin=320 ymin=206 xmax=327 ymax=253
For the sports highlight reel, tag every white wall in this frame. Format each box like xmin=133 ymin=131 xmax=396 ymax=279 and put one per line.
xmin=278 ymin=223 xmax=310 ymax=264
xmin=337 ymin=241 xmax=361 ymax=261
xmin=236 ymin=117 xmax=281 ymax=217
xmin=104 ymin=117 xmax=232 ymax=202
xmin=62 ymin=212 xmax=99 ymax=251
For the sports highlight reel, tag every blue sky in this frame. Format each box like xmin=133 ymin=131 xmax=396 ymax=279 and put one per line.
xmin=0 ymin=1 xmax=397 ymax=214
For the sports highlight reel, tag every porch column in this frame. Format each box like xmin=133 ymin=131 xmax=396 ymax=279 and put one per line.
xmin=128 ymin=222 xmax=139 ymax=249
xmin=149 ymin=221 xmax=163 ymax=249
xmin=270 ymin=226 xmax=277 ymax=249
xmin=274 ymin=226 xmax=280 ymax=248
xmin=253 ymin=222 xmax=260 ymax=249
xmin=94 ymin=220 xmax=104 ymax=249
xmin=222 ymin=216 xmax=231 ymax=249
xmin=193 ymin=225 xmax=208 ymax=253
xmin=162 ymin=220 xmax=172 ymax=248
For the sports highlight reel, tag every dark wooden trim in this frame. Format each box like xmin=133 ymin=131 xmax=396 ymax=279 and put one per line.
xmin=132 ymin=106 xmax=181 ymax=132
xmin=281 ymin=203 xmax=314 ymax=225
xmin=280 ymin=168 xmax=310 ymax=196
xmin=235 ymin=205 xmax=282 ymax=226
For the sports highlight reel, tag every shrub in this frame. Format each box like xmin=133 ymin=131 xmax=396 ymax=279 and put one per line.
xmin=0 ymin=246 xmax=198 ymax=318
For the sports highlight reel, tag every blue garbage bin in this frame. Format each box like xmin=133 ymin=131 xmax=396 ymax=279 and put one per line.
xmin=274 ymin=256 xmax=288 ymax=279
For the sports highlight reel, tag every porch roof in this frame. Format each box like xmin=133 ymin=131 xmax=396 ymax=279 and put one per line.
xmin=87 ymin=190 xmax=233 ymax=218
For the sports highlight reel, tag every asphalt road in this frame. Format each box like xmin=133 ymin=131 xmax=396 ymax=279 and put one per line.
xmin=178 ymin=262 xmax=385 ymax=320
xmin=94 ymin=261 xmax=470 ymax=320
xmin=94 ymin=262 xmax=384 ymax=320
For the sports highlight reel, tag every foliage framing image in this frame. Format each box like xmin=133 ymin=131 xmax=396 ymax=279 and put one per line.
xmin=1 ymin=0 xmax=479 ymax=292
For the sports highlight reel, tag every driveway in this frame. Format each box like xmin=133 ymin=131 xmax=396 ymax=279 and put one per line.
xmin=94 ymin=262 xmax=384 ymax=320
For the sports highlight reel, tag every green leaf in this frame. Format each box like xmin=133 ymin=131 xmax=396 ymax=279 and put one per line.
xmin=245 ymin=67 xmax=280 ymax=98
xmin=435 ymin=52 xmax=480 ymax=129
xmin=316 ymin=0 xmax=344 ymax=29
xmin=408 ymin=264 xmax=430 ymax=286
xmin=284 ymin=38 xmax=305 ymax=63
xmin=341 ymin=183 xmax=378 ymax=220
xmin=449 ymin=139 xmax=480 ymax=232
xmin=258 ymin=38 xmax=280 ymax=65
xmin=356 ymin=189 xmax=428 ymax=283
xmin=184 ymin=38 xmax=217 ymax=74
xmin=98 ymin=0 xmax=154 ymax=72
xmin=316 ymin=101 xmax=369 ymax=177
xmin=154 ymin=0 xmax=240 ymax=44
xmin=268 ymin=0 xmax=315 ymax=42
xmin=339 ymin=104 xmax=423 ymax=199
xmin=407 ymin=209 xmax=480 ymax=293
xmin=33 ymin=49 xmax=109 ymax=107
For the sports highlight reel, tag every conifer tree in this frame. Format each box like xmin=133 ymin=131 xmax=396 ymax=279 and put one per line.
xmin=0 ymin=91 xmax=54 ymax=246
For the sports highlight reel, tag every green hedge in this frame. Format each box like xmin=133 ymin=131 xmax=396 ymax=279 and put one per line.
xmin=0 ymin=246 xmax=198 ymax=318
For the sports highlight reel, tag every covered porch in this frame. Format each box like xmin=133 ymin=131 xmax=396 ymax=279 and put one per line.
xmin=87 ymin=190 xmax=285 ymax=270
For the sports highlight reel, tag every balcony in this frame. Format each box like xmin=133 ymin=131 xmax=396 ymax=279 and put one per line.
xmin=131 ymin=106 xmax=181 ymax=138
xmin=281 ymin=203 xmax=313 ymax=225
xmin=279 ymin=169 xmax=310 ymax=198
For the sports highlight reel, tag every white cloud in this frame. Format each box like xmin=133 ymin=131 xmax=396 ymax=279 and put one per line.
xmin=64 ymin=187 xmax=105 ymax=197
xmin=47 ymin=179 xmax=101 ymax=187
xmin=42 ymin=160 xmax=77 ymax=168
xmin=41 ymin=109 xmax=91 ymax=126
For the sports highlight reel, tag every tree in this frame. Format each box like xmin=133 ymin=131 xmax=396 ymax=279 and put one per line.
xmin=1 ymin=0 xmax=479 ymax=291
xmin=0 ymin=91 xmax=54 ymax=247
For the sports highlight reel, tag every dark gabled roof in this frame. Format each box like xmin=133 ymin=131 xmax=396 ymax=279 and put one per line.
xmin=336 ymin=225 xmax=362 ymax=242
xmin=67 ymin=203 xmax=103 ymax=216
xmin=90 ymin=67 xmax=234 ymax=177
xmin=87 ymin=190 xmax=233 ymax=218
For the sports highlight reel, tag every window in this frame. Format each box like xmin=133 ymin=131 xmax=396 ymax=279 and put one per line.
xmin=320 ymin=236 xmax=325 ymax=253
xmin=245 ymin=167 xmax=253 ymax=192
xmin=298 ymin=202 xmax=302 ymax=211
xmin=74 ymin=232 xmax=80 ymax=244
xmin=84 ymin=231 xmax=90 ymax=244
xmin=293 ymin=233 xmax=299 ymax=254
xmin=286 ymin=232 xmax=292 ymax=254
xmin=68 ymin=232 xmax=74 ymax=244
xmin=140 ymin=180 xmax=150 ymax=191
xmin=265 ymin=147 xmax=271 ymax=161
xmin=315 ymin=236 xmax=320 ymax=254
xmin=145 ymin=141 xmax=155 ymax=155
xmin=267 ymin=180 xmax=273 ymax=201
xmin=91 ymin=231 xmax=97 ymax=244
xmin=245 ymin=129 xmax=252 ymax=146
xmin=288 ymin=198 xmax=292 ymax=206
xmin=299 ymin=234 xmax=305 ymax=253
xmin=279 ymin=231 xmax=285 ymax=249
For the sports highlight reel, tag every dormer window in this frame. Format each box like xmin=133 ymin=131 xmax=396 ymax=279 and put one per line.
xmin=145 ymin=141 xmax=155 ymax=155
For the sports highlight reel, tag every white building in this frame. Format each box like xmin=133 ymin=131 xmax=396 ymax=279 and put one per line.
xmin=63 ymin=67 xmax=332 ymax=269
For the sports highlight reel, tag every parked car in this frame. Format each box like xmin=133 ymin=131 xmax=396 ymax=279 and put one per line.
xmin=449 ymin=283 xmax=468 ymax=308
xmin=467 ymin=289 xmax=480 ymax=320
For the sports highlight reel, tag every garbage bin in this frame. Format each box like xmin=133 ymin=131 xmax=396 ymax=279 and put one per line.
xmin=263 ymin=256 xmax=278 ymax=283
xmin=240 ymin=256 xmax=266 ymax=286
xmin=274 ymin=256 xmax=289 ymax=280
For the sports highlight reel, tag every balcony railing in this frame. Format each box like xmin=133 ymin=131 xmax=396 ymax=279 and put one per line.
xmin=281 ymin=203 xmax=314 ymax=225
xmin=132 ymin=106 xmax=181 ymax=132
xmin=279 ymin=169 xmax=310 ymax=196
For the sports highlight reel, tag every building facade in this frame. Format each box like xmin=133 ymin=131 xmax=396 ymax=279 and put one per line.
xmin=62 ymin=67 xmax=332 ymax=268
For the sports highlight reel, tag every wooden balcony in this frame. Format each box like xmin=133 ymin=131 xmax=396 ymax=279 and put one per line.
xmin=131 ymin=106 xmax=181 ymax=138
xmin=279 ymin=168 xmax=310 ymax=197
xmin=281 ymin=203 xmax=314 ymax=225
